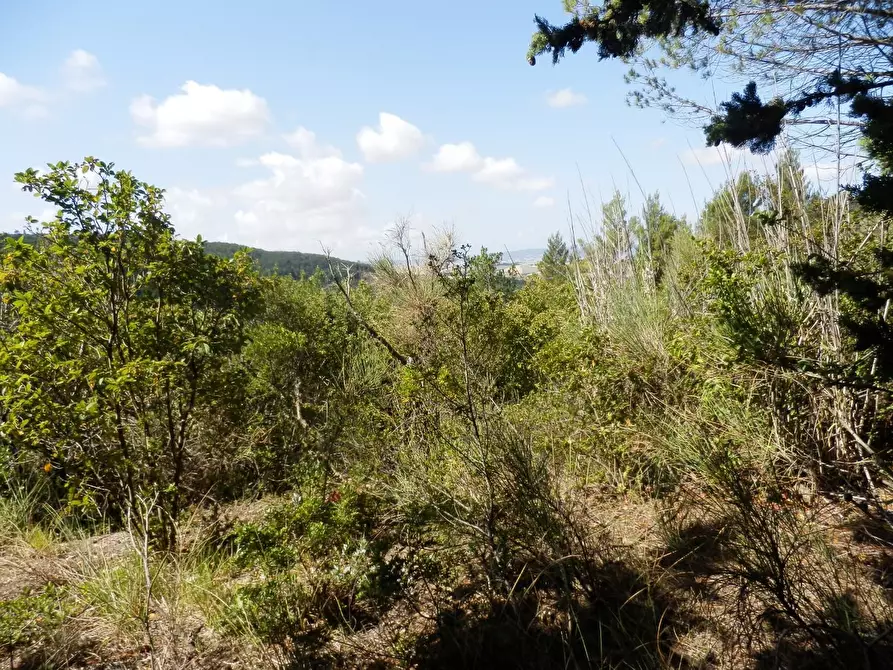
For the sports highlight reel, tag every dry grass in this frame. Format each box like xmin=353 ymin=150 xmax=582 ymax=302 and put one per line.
xmin=0 ymin=507 xmax=269 ymax=670
xmin=2 ymin=479 xmax=892 ymax=669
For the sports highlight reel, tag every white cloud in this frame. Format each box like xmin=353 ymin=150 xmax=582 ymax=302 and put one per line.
xmin=0 ymin=73 xmax=43 ymax=106
xmin=534 ymin=196 xmax=555 ymax=207
xmin=131 ymin=81 xmax=270 ymax=148
xmin=680 ymin=144 xmax=789 ymax=178
xmin=680 ymin=145 xmax=733 ymax=167
xmin=474 ymin=157 xmax=524 ymax=185
xmin=1 ymin=51 xmax=104 ymax=120
xmin=679 ymin=144 xmax=860 ymax=193
xmin=0 ymin=72 xmax=47 ymax=117
xmin=680 ymin=143 xmax=862 ymax=189
xmin=62 ymin=49 xmax=106 ymax=92
xmin=232 ymin=129 xmax=365 ymax=247
xmin=4 ymin=208 xmax=57 ymax=230
xmin=164 ymin=187 xmax=228 ymax=239
xmin=356 ymin=112 xmax=424 ymax=162
xmin=546 ymin=88 xmax=587 ymax=108
xmin=167 ymin=187 xmax=215 ymax=214
xmin=429 ymin=142 xmax=482 ymax=172
xmin=153 ymin=130 xmax=379 ymax=254
xmin=427 ymin=141 xmax=553 ymax=192
xmin=3 ymin=183 xmax=61 ymax=229
xmin=808 ymin=161 xmax=860 ymax=187
xmin=234 ymin=151 xmax=363 ymax=226
xmin=283 ymin=126 xmax=341 ymax=158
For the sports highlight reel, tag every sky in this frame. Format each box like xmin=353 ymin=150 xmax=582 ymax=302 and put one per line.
xmin=0 ymin=0 xmax=807 ymax=260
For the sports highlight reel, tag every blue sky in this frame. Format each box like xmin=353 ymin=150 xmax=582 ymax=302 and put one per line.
xmin=1 ymin=0 xmax=769 ymax=259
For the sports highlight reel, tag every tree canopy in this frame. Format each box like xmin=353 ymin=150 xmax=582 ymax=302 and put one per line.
xmin=0 ymin=235 xmax=367 ymax=282
xmin=538 ymin=232 xmax=571 ymax=280
xmin=529 ymin=1 xmax=893 ymax=159
xmin=528 ymin=0 xmax=893 ymax=400
xmin=527 ymin=1 xmax=893 ymax=214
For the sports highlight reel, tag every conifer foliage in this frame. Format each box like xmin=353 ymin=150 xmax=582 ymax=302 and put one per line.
xmin=529 ymin=0 xmax=893 ymax=388
xmin=538 ymin=231 xmax=571 ymax=280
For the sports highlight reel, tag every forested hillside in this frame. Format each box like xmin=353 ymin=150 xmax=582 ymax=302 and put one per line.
xmin=1 ymin=2 xmax=893 ymax=669
xmin=204 ymin=241 xmax=371 ymax=279
xmin=0 ymin=234 xmax=366 ymax=280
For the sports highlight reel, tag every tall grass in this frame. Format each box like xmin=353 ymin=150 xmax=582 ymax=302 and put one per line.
xmin=0 ymin=476 xmax=49 ymax=545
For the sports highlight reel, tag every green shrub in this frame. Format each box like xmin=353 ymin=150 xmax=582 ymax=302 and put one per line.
xmin=227 ymin=475 xmax=413 ymax=650
xmin=240 ymin=275 xmax=391 ymax=491
xmin=0 ymin=584 xmax=73 ymax=652
xmin=0 ymin=159 xmax=262 ymax=544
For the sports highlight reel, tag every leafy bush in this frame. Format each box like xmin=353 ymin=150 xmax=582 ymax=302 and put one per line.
xmin=239 ymin=275 xmax=385 ymax=490
xmin=0 ymin=584 xmax=73 ymax=652
xmin=0 ymin=159 xmax=262 ymax=543
xmin=227 ymin=474 xmax=414 ymax=654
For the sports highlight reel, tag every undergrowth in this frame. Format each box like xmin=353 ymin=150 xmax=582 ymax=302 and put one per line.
xmin=3 ymin=153 xmax=893 ymax=669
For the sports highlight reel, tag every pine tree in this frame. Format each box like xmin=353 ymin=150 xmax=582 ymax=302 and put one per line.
xmin=538 ymin=231 xmax=570 ymax=281
xmin=630 ymin=193 xmax=685 ymax=285
xmin=699 ymin=172 xmax=763 ymax=247
xmin=528 ymin=2 xmax=891 ymax=156
xmin=527 ymin=2 xmax=893 ymax=213
xmin=526 ymin=2 xmax=893 ymax=483
xmin=528 ymin=2 xmax=893 ymax=356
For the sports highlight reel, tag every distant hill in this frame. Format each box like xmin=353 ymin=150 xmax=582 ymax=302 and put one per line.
xmin=203 ymin=242 xmax=370 ymax=279
xmin=502 ymin=248 xmax=545 ymax=264
xmin=0 ymin=233 xmax=369 ymax=280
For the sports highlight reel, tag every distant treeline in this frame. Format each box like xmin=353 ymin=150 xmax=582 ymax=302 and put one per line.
xmin=203 ymin=242 xmax=371 ymax=280
xmin=0 ymin=233 xmax=369 ymax=280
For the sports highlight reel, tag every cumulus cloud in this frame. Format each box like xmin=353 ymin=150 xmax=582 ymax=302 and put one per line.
xmin=130 ymin=81 xmax=270 ymax=147
xmin=1 ymin=50 xmax=105 ymax=120
xmin=232 ymin=129 xmax=365 ymax=247
xmin=154 ymin=129 xmax=378 ymax=254
xmin=428 ymin=142 xmax=481 ymax=173
xmin=166 ymin=187 xmax=215 ymax=217
xmin=356 ymin=112 xmax=424 ymax=162
xmin=283 ymin=126 xmax=341 ymax=158
xmin=533 ymin=196 xmax=555 ymax=207
xmin=163 ymin=187 xmax=231 ymax=240
xmin=546 ymin=88 xmax=587 ymax=108
xmin=428 ymin=141 xmax=553 ymax=192
xmin=62 ymin=49 xmax=106 ymax=92
xmin=0 ymin=72 xmax=47 ymax=117
xmin=474 ymin=157 xmax=523 ymax=184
